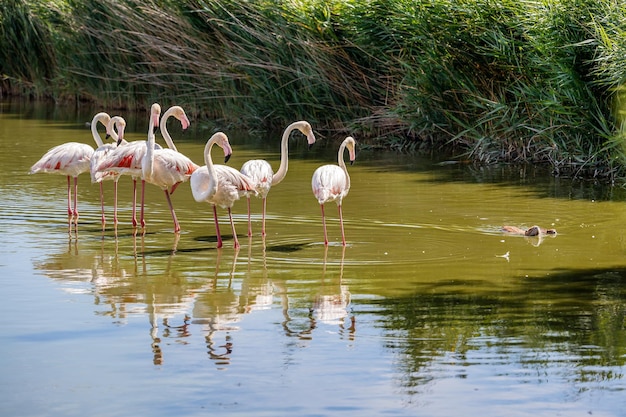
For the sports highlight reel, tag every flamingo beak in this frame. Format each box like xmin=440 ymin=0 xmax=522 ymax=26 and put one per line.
xmin=308 ymin=143 xmax=314 ymax=150
xmin=117 ymin=138 xmax=124 ymax=146
xmin=307 ymin=132 xmax=316 ymax=149
xmin=181 ymin=115 xmax=191 ymax=132
xmin=224 ymin=154 xmax=231 ymax=163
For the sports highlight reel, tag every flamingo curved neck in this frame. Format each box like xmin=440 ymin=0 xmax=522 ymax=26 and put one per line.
xmin=91 ymin=113 xmax=109 ymax=148
xmin=106 ymin=117 xmax=121 ymax=143
xmin=143 ymin=133 xmax=156 ymax=179
xmin=272 ymin=121 xmax=302 ymax=185
xmin=143 ymin=111 xmax=159 ymax=179
xmin=160 ymin=108 xmax=179 ymax=152
xmin=194 ymin=137 xmax=218 ymax=202
xmin=338 ymin=142 xmax=351 ymax=192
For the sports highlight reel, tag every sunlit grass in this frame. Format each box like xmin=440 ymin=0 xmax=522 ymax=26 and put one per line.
xmin=2 ymin=0 xmax=626 ymax=179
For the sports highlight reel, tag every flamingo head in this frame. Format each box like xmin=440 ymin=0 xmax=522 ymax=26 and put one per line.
xmin=150 ymin=103 xmax=161 ymax=133
xmin=297 ymin=121 xmax=316 ymax=150
xmin=345 ymin=136 xmax=356 ymax=165
xmin=209 ymin=132 xmax=233 ymax=164
xmin=111 ymin=116 xmax=126 ymax=146
xmin=171 ymin=106 xmax=191 ymax=131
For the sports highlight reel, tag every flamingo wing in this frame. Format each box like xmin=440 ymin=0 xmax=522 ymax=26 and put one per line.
xmin=218 ymin=165 xmax=256 ymax=193
xmin=90 ymin=143 xmax=119 ymax=183
xmin=192 ymin=164 xmax=256 ymax=208
xmin=149 ymin=149 xmax=198 ymax=188
xmin=97 ymin=141 xmax=146 ymax=176
xmin=30 ymin=142 xmax=94 ymax=177
xmin=190 ymin=166 xmax=212 ymax=203
xmin=241 ymin=159 xmax=273 ymax=198
xmin=312 ymin=165 xmax=348 ymax=205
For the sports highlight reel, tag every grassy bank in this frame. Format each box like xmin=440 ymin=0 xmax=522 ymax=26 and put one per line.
xmin=2 ymin=0 xmax=626 ymax=179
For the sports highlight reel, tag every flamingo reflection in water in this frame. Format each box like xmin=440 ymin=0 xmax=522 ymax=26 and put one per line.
xmin=241 ymin=237 xmax=273 ymax=314
xmin=279 ymin=245 xmax=355 ymax=342
xmin=192 ymin=249 xmax=242 ymax=369
xmin=132 ymin=232 xmax=196 ymax=365
xmin=313 ymin=246 xmax=353 ymax=333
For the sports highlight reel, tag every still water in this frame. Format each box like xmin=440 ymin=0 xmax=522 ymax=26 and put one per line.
xmin=1 ymin=100 xmax=626 ymax=416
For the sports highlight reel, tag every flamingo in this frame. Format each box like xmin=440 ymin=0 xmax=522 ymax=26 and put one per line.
xmin=191 ymin=132 xmax=256 ymax=249
xmin=311 ymin=137 xmax=357 ymax=246
xmin=29 ymin=118 xmax=106 ymax=222
xmin=97 ymin=104 xmax=189 ymax=228
xmin=240 ymin=121 xmax=316 ymax=237
xmin=141 ymin=104 xmax=198 ymax=233
xmin=90 ymin=114 xmax=127 ymax=226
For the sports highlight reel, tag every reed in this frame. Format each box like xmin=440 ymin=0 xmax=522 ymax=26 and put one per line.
xmin=2 ymin=0 xmax=626 ymax=178
xmin=0 ymin=0 xmax=58 ymax=96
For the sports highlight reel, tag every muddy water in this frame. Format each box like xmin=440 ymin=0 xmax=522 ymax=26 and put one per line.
xmin=1 ymin=100 xmax=625 ymax=416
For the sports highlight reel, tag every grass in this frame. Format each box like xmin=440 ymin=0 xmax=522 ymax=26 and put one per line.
xmin=2 ymin=0 xmax=626 ymax=180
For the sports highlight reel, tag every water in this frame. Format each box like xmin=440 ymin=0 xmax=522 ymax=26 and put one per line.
xmin=1 ymin=100 xmax=625 ymax=416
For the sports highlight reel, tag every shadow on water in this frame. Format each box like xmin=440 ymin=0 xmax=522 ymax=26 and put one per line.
xmin=266 ymin=242 xmax=311 ymax=253
xmin=195 ymin=235 xmax=232 ymax=243
xmin=375 ymin=264 xmax=626 ymax=398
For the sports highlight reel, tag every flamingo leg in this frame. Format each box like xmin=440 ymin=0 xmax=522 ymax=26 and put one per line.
xmin=246 ymin=197 xmax=252 ymax=237
xmin=113 ymin=179 xmax=119 ymax=224
xmin=338 ymin=204 xmax=346 ymax=246
xmin=99 ymin=182 xmax=106 ymax=226
xmin=163 ymin=189 xmax=180 ymax=233
xmin=140 ymin=179 xmax=146 ymax=228
xmin=213 ymin=205 xmax=223 ymax=248
xmin=66 ymin=176 xmax=72 ymax=217
xmin=261 ymin=197 xmax=267 ymax=236
xmin=228 ymin=207 xmax=240 ymax=249
xmin=320 ymin=203 xmax=329 ymax=246
xmin=72 ymin=176 xmax=79 ymax=223
xmin=131 ymin=178 xmax=138 ymax=227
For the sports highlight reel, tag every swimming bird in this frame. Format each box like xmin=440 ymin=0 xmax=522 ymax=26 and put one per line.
xmin=240 ymin=121 xmax=316 ymax=237
xmin=311 ymin=137 xmax=356 ymax=246
xmin=191 ymin=132 xmax=256 ymax=249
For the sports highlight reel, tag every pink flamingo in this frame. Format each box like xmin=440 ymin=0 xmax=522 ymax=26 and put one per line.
xmin=311 ymin=137 xmax=356 ymax=246
xmin=90 ymin=114 xmax=127 ymax=226
xmin=141 ymin=105 xmax=198 ymax=233
xmin=191 ymin=132 xmax=256 ymax=249
xmin=97 ymin=104 xmax=190 ymax=228
xmin=29 ymin=115 xmax=114 ymax=222
xmin=240 ymin=121 xmax=316 ymax=236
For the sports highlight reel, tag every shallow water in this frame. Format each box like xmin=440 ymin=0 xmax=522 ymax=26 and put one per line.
xmin=1 ymin=100 xmax=626 ymax=416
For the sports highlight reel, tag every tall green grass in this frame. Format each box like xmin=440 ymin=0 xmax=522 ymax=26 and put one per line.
xmin=2 ymin=0 xmax=626 ymax=179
